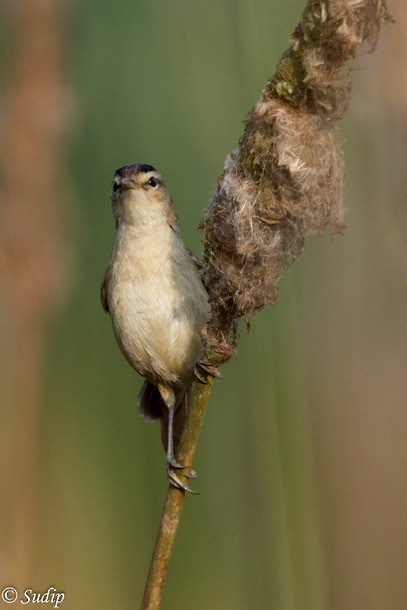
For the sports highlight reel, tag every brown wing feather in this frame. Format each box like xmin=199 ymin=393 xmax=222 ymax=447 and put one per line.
xmin=100 ymin=265 xmax=110 ymax=314
xmin=186 ymin=248 xmax=204 ymax=274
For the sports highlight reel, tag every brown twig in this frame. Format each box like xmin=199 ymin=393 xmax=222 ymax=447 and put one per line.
xmin=141 ymin=379 xmax=214 ymax=610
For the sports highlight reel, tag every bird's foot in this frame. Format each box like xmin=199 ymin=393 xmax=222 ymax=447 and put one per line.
xmin=194 ymin=360 xmax=223 ymax=384
xmin=167 ymin=460 xmax=199 ymax=495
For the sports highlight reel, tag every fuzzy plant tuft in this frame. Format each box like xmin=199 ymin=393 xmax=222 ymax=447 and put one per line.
xmin=201 ymin=0 xmax=391 ymax=360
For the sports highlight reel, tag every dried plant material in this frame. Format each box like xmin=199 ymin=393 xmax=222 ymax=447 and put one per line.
xmin=201 ymin=0 xmax=391 ymax=360
xmin=143 ymin=3 xmax=390 ymax=607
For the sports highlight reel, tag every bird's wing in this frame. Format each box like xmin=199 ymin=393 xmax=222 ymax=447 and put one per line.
xmin=186 ymin=248 xmax=205 ymax=274
xmin=100 ymin=265 xmax=111 ymax=314
xmin=169 ymin=225 xmax=205 ymax=275
xmin=166 ymin=203 xmax=206 ymax=275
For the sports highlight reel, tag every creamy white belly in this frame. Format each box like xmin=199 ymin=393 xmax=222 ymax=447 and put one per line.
xmin=108 ymin=224 xmax=209 ymax=386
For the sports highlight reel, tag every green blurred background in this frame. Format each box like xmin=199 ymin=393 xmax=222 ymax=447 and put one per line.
xmin=1 ymin=1 xmax=406 ymax=609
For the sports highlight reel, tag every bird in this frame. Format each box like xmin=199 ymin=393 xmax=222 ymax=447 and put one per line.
xmin=101 ymin=163 xmax=218 ymax=493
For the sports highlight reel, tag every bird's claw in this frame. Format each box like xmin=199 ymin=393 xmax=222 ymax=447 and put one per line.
xmin=167 ymin=462 xmax=200 ymax=495
xmin=168 ymin=459 xmax=187 ymax=470
xmin=194 ymin=360 xmax=223 ymax=384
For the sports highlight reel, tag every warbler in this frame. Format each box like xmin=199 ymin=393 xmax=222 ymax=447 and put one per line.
xmin=101 ymin=163 xmax=217 ymax=492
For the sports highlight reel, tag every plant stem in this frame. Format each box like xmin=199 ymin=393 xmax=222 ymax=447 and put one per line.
xmin=140 ymin=378 xmax=215 ymax=610
xmin=140 ymin=2 xmax=390 ymax=607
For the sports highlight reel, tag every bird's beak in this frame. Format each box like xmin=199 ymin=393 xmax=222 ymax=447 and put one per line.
xmin=121 ymin=178 xmax=138 ymax=190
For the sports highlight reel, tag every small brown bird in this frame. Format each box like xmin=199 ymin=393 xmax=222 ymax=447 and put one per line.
xmin=101 ymin=163 xmax=215 ymax=492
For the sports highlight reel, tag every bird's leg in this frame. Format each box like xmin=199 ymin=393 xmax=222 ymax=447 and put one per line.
xmin=166 ymin=403 xmax=182 ymax=469
xmin=195 ymin=360 xmax=223 ymax=384
xmin=166 ymin=403 xmax=199 ymax=494
xmin=159 ymin=384 xmax=199 ymax=495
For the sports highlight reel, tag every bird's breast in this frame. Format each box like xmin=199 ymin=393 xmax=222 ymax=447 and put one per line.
xmin=108 ymin=224 xmax=208 ymax=385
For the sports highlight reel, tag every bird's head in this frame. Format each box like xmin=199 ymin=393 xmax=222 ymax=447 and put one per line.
xmin=111 ymin=163 xmax=172 ymax=227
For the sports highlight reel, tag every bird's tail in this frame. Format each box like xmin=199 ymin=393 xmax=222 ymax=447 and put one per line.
xmin=137 ymin=381 xmax=190 ymax=456
xmin=137 ymin=381 xmax=165 ymax=421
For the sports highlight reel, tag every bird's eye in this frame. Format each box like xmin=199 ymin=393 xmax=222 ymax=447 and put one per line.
xmin=147 ymin=177 xmax=158 ymax=188
xmin=112 ymin=182 xmax=120 ymax=192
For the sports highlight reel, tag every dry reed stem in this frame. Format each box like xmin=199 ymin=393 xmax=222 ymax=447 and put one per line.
xmin=141 ymin=1 xmax=390 ymax=607
xmin=141 ymin=380 xmax=214 ymax=610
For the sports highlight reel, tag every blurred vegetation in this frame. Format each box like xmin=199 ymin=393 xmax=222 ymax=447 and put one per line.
xmin=1 ymin=1 xmax=406 ymax=610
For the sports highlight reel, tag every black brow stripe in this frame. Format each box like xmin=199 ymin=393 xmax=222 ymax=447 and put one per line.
xmin=115 ymin=163 xmax=156 ymax=177
xmin=138 ymin=164 xmax=156 ymax=173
